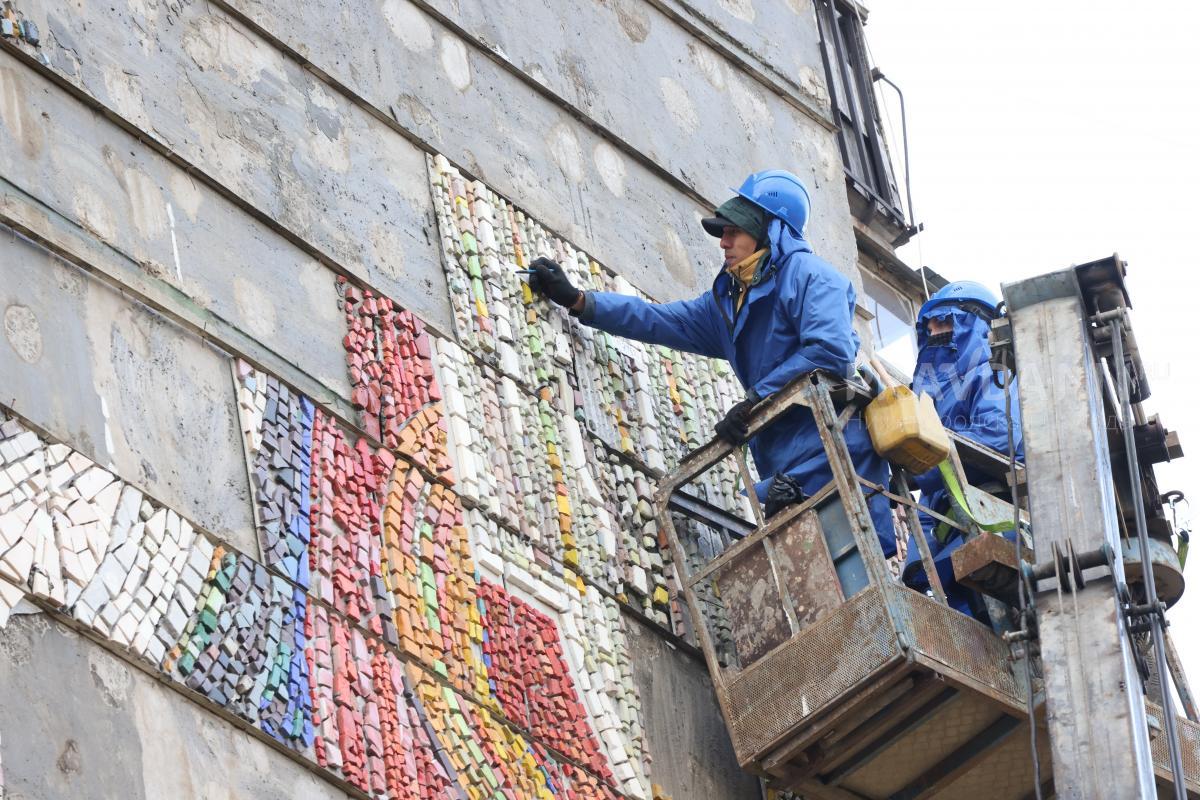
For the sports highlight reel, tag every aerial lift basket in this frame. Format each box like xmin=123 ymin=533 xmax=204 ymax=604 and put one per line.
xmin=655 ymin=371 xmax=1200 ymax=798
xmin=655 ymin=372 xmax=1046 ymax=799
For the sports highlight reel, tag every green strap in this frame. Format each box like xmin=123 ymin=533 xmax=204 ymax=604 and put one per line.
xmin=933 ymin=460 xmax=1017 ymax=543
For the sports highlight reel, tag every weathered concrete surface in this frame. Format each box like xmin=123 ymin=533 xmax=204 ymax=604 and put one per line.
xmin=18 ymin=0 xmax=451 ymax=331
xmin=0 ymin=233 xmax=255 ymax=552
xmin=13 ymin=0 xmax=855 ymax=299
xmin=623 ymin=613 xmax=762 ymax=800
xmin=410 ymin=0 xmax=855 ymax=281
xmin=219 ymin=0 xmax=715 ymax=298
xmin=0 ymin=50 xmax=354 ymax=402
xmin=0 ymin=614 xmax=352 ymax=800
xmin=662 ymin=0 xmax=829 ymax=102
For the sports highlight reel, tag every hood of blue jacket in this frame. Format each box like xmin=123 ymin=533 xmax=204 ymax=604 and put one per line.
xmin=765 ymin=216 xmax=812 ymax=273
xmin=916 ymin=305 xmax=992 ymax=376
xmin=912 ymin=303 xmax=1024 ymax=487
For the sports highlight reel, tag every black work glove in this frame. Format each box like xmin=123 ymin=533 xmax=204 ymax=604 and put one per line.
xmin=764 ymin=473 xmax=807 ymax=518
xmin=526 ymin=257 xmax=582 ymax=309
xmin=714 ymin=393 xmax=761 ymax=444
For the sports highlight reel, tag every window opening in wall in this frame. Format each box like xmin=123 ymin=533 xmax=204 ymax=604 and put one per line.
xmin=861 ymin=272 xmax=916 ymax=376
xmin=816 ymin=0 xmax=905 ymax=226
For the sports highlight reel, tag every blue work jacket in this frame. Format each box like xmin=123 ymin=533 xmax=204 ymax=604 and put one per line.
xmin=902 ymin=306 xmax=1025 ymax=601
xmin=578 ymin=220 xmax=895 ymax=556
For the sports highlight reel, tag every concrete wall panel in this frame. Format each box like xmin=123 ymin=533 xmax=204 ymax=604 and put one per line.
xmin=0 ymin=234 xmax=254 ymax=550
xmin=23 ymin=0 xmax=450 ymax=330
xmin=0 ymin=52 xmax=352 ymax=401
xmin=220 ymin=0 xmax=727 ymax=299
xmin=624 ymin=615 xmax=762 ymax=800
xmin=662 ymin=0 xmax=829 ymax=98
xmin=0 ymin=616 xmax=351 ymax=800
xmin=411 ymin=0 xmax=855 ymax=280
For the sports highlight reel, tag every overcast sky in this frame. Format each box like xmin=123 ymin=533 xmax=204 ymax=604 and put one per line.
xmin=864 ymin=1 xmax=1200 ymax=679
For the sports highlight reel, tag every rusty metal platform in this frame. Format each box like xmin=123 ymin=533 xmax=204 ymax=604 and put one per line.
xmin=744 ymin=583 xmax=1037 ymax=797
xmin=653 ymin=375 xmax=1046 ymax=797
xmin=1150 ymin=703 xmax=1200 ymax=798
xmin=655 ymin=373 xmax=1200 ymax=799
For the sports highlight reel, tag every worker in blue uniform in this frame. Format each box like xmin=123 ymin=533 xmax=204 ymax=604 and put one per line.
xmin=524 ymin=170 xmax=896 ymax=556
xmin=901 ymin=281 xmax=1024 ymax=615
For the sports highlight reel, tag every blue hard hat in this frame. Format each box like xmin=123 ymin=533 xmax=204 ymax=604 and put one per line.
xmin=917 ymin=280 xmax=1000 ymax=324
xmin=732 ymin=170 xmax=811 ymax=236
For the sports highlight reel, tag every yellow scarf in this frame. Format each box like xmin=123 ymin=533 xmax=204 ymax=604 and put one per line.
xmin=726 ymin=248 xmax=769 ymax=313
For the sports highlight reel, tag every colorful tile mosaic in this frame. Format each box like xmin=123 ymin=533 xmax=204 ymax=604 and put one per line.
xmin=467 ymin=512 xmax=651 ymax=797
xmin=0 ymin=409 xmax=641 ymax=798
xmin=237 ymin=359 xmax=314 ymax=585
xmin=232 ymin=344 xmax=655 ymax=796
xmin=478 ymin=579 xmax=619 ymax=789
xmin=379 ymin=461 xmax=483 ymax=698
xmin=428 ymin=154 xmax=753 ymax=504
xmin=308 ymin=408 xmax=387 ymax=625
xmin=425 ymin=154 xmax=761 ymax=639
xmin=436 ymin=324 xmax=738 ymax=635
xmin=163 ymin=548 xmax=312 ymax=750
xmin=0 ymin=412 xmax=312 ymax=750
xmin=306 ymin=603 xmax=459 ymax=797
xmin=435 ymin=340 xmax=573 ymax=553
xmin=556 ymin=593 xmax=652 ymax=796
xmin=338 ymin=278 xmax=453 ymax=480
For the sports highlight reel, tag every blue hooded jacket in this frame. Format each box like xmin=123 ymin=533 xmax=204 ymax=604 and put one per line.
xmin=579 ymin=219 xmax=896 ymax=556
xmin=902 ymin=303 xmax=1024 ymax=601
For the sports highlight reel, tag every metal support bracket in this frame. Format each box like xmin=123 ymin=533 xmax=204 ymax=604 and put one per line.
xmin=1022 ymin=541 xmax=1115 ymax=595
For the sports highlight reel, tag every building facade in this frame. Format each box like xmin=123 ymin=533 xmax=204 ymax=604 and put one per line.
xmin=0 ymin=0 xmax=924 ymax=797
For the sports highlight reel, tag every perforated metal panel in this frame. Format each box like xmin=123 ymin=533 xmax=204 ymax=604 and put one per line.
xmin=1148 ymin=702 xmax=1200 ymax=794
xmin=932 ymin=721 xmax=1054 ymax=799
xmin=898 ymin=587 xmax=1022 ymax=703
xmin=723 ymin=587 xmax=900 ymax=764
xmin=840 ymin=693 xmax=1007 ymax=797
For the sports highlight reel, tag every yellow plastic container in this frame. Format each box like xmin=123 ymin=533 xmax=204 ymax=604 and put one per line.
xmin=864 ymin=386 xmax=951 ymax=474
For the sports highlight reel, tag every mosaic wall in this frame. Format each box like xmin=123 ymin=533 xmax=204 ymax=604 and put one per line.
xmin=0 ymin=152 xmax=784 ymax=799
xmin=0 ymin=402 xmax=649 ymax=798
xmin=427 ymin=154 xmax=755 ymax=629
xmin=0 ymin=414 xmax=313 ymax=753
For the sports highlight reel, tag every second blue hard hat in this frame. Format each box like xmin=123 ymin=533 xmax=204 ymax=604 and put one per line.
xmin=917 ymin=280 xmax=1000 ymax=323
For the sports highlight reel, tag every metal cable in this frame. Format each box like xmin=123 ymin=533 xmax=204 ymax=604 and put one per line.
xmin=1111 ymin=318 xmax=1187 ymax=798
xmin=1001 ymin=365 xmax=1043 ymax=798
